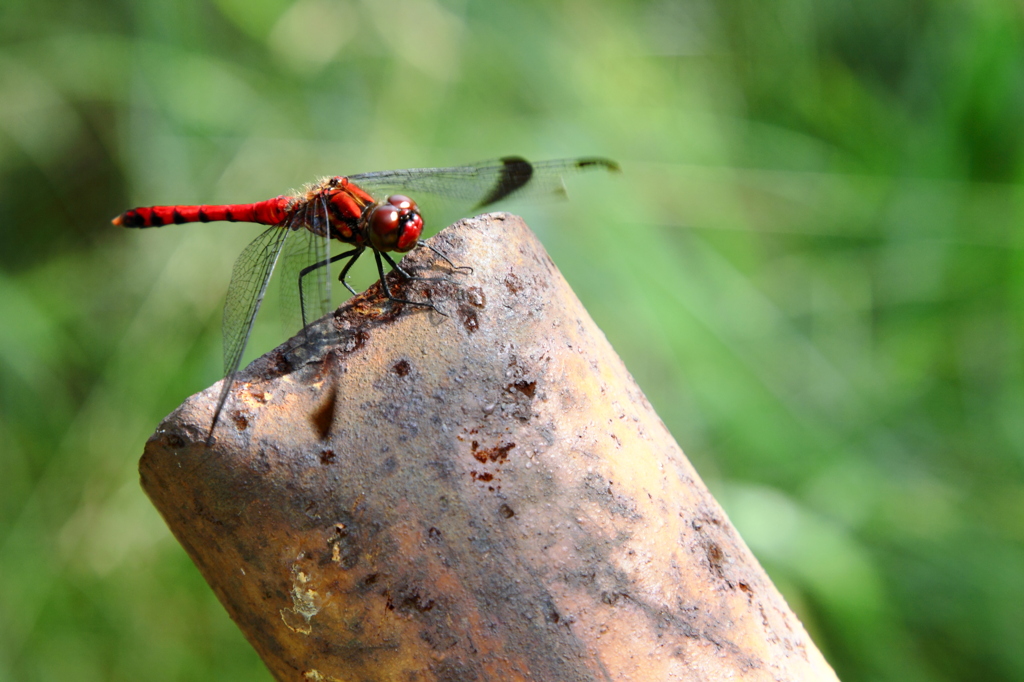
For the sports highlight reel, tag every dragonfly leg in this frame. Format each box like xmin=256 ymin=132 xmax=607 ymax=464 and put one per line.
xmin=298 ymin=248 xmax=361 ymax=324
xmin=417 ymin=239 xmax=473 ymax=274
xmin=336 ymin=247 xmax=366 ymax=296
xmin=374 ymin=250 xmax=446 ymax=316
xmin=381 ymin=251 xmax=414 ymax=279
xmin=381 ymin=251 xmax=454 ymax=286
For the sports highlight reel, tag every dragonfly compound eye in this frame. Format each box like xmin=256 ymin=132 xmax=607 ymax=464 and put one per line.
xmin=387 ymin=194 xmax=416 ymax=211
xmin=368 ymin=200 xmax=423 ymax=252
xmin=395 ymin=209 xmax=423 ymax=252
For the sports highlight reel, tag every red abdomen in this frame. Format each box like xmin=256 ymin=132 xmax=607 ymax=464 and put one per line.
xmin=113 ymin=197 xmax=291 ymax=228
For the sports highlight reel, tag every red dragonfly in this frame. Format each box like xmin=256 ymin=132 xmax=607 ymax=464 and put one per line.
xmin=114 ymin=156 xmax=619 ymax=440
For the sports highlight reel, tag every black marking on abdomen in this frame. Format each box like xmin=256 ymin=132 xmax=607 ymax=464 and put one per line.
xmin=224 ymin=208 xmax=235 ymax=222
xmin=476 ymin=156 xmax=533 ymax=209
xmin=172 ymin=208 xmax=186 ymax=224
xmin=198 ymin=207 xmax=210 ymax=222
xmin=120 ymin=211 xmax=144 ymax=228
xmin=148 ymin=211 xmax=165 ymax=227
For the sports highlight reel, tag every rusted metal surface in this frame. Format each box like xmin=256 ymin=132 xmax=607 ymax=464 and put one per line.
xmin=140 ymin=213 xmax=839 ymax=682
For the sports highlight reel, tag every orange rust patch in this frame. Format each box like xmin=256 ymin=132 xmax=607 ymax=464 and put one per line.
xmin=471 ymin=441 xmax=515 ymax=464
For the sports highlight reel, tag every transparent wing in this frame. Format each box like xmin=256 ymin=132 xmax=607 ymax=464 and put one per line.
xmin=279 ymin=228 xmax=333 ymax=332
xmin=207 ymin=224 xmax=293 ymax=441
xmin=348 ymin=157 xmax=619 ymax=226
xmin=221 ymin=225 xmax=292 ymax=377
xmin=279 ymin=195 xmax=333 ymax=331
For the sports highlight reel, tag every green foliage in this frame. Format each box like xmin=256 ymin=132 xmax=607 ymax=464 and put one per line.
xmin=1 ymin=0 xmax=1022 ymax=680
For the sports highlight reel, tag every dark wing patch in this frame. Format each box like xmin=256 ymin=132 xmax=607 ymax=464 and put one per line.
xmin=347 ymin=156 xmax=619 ymax=230
xmin=575 ymin=157 xmax=621 ymax=172
xmin=475 ymin=157 xmax=534 ymax=209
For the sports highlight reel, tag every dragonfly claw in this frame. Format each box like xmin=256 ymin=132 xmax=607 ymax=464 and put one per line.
xmin=417 ymin=240 xmax=472 ymax=274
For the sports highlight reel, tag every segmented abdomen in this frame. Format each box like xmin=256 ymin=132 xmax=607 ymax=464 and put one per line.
xmin=114 ymin=197 xmax=291 ymax=228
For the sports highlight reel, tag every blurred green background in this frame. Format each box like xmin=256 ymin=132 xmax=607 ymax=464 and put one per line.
xmin=2 ymin=0 xmax=1022 ymax=680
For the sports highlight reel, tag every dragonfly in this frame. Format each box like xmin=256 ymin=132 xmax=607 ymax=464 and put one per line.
xmin=114 ymin=156 xmax=619 ymax=441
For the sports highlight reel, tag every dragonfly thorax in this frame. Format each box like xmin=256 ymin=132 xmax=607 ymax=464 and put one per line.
xmin=293 ymin=177 xmax=375 ymax=242
xmin=297 ymin=180 xmax=423 ymax=253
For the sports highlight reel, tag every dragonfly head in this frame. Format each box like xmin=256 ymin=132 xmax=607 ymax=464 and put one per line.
xmin=366 ymin=195 xmax=423 ymax=253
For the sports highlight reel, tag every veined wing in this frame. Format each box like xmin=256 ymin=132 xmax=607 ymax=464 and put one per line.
xmin=222 ymin=225 xmax=293 ymax=376
xmin=209 ymin=224 xmax=292 ymax=440
xmin=348 ymin=156 xmax=619 ymax=217
xmin=279 ymin=193 xmax=333 ymax=331
xmin=280 ymin=228 xmax=334 ymax=332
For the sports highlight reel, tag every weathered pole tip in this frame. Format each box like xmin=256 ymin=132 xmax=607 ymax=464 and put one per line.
xmin=139 ymin=213 xmax=839 ymax=682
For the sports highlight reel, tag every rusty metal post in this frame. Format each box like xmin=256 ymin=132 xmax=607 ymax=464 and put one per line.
xmin=139 ymin=214 xmax=839 ymax=681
